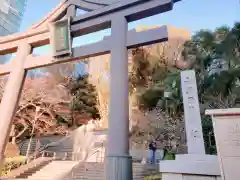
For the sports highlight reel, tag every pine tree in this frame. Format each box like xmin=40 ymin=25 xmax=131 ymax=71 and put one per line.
xmin=69 ymin=74 xmax=100 ymax=121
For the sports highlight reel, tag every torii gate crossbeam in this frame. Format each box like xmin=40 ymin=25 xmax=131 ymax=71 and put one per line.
xmin=0 ymin=0 xmax=181 ymax=180
xmin=0 ymin=26 xmax=168 ymax=76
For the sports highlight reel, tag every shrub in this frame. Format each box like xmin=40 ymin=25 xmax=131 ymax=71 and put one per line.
xmin=144 ymin=175 xmax=162 ymax=180
xmin=1 ymin=156 xmax=27 ymax=176
xmin=163 ymin=151 xmax=175 ymax=160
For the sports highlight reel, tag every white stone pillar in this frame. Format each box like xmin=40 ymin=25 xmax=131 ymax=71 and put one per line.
xmin=180 ymin=70 xmax=205 ymax=154
xmin=107 ymin=16 xmax=132 ymax=180
xmin=0 ymin=42 xmax=31 ymax=167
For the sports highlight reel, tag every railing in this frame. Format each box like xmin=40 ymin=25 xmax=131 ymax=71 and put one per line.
xmin=37 ymin=133 xmax=74 ymax=154
xmin=38 ymin=149 xmax=104 ymax=162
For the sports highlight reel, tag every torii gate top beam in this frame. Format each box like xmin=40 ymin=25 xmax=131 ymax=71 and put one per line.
xmin=71 ymin=0 xmax=175 ymax=36
xmin=0 ymin=0 xmax=182 ymax=76
xmin=0 ymin=0 xmax=180 ymax=54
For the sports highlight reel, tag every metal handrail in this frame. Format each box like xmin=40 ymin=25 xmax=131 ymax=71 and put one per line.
xmin=37 ymin=132 xmax=73 ymax=153
xmin=39 ymin=146 xmax=105 ymax=161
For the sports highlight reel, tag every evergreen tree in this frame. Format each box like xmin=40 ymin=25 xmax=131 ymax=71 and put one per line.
xmin=69 ymin=74 xmax=100 ymax=122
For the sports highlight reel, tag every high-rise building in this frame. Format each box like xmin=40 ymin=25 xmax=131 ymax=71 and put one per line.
xmin=0 ymin=0 xmax=27 ymax=35
xmin=0 ymin=0 xmax=27 ymax=63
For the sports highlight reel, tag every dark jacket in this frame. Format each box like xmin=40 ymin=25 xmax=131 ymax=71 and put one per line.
xmin=149 ymin=142 xmax=157 ymax=151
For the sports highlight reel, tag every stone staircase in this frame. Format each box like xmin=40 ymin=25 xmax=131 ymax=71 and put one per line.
xmin=66 ymin=162 xmax=158 ymax=180
xmin=27 ymin=161 xmax=78 ymax=180
xmin=133 ymin=163 xmax=158 ymax=180
xmin=16 ymin=158 xmax=52 ymax=179
xmin=8 ymin=161 xmax=157 ymax=180
xmin=10 ymin=125 xmax=159 ymax=180
xmin=5 ymin=157 xmax=53 ymax=179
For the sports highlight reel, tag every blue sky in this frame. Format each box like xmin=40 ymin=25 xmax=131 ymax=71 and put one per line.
xmin=20 ymin=0 xmax=239 ymax=54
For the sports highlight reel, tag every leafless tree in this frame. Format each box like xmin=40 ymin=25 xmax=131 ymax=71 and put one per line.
xmin=130 ymin=107 xmax=185 ymax=153
xmin=0 ymin=74 xmax=71 ymax=145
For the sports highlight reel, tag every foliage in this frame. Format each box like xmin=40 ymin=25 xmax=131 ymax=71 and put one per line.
xmin=129 ymin=36 xmax=190 ymax=111
xmin=138 ymin=86 xmax=164 ymax=110
xmin=202 ymin=115 xmax=217 ymax=154
xmin=129 ymin=47 xmax=153 ymax=93
xmin=144 ymin=175 xmax=162 ymax=180
xmin=1 ymin=156 xmax=27 ymax=176
xmin=183 ymin=23 xmax=240 ymax=153
xmin=68 ymin=74 xmax=100 ymax=122
xmin=163 ymin=151 xmax=175 ymax=160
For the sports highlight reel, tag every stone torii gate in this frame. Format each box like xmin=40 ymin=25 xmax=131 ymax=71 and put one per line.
xmin=0 ymin=0 xmax=181 ymax=179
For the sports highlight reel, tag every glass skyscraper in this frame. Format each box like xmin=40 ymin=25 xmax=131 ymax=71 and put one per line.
xmin=0 ymin=0 xmax=27 ymax=35
xmin=0 ymin=0 xmax=27 ymax=63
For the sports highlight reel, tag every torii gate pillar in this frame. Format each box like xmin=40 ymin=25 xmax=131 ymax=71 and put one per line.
xmin=107 ymin=16 xmax=132 ymax=180
xmin=0 ymin=42 xmax=31 ymax=166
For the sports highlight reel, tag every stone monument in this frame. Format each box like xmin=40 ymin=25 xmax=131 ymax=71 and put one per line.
xmin=160 ymin=70 xmax=221 ymax=180
xmin=206 ymin=108 xmax=240 ymax=180
xmin=180 ymin=70 xmax=205 ymax=154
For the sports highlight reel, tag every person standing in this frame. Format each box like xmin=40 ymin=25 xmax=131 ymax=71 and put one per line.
xmin=148 ymin=141 xmax=157 ymax=164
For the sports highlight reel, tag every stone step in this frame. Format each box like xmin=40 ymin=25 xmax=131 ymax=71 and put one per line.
xmin=7 ymin=157 xmax=53 ymax=179
xmin=27 ymin=161 xmax=78 ymax=180
xmin=70 ymin=162 xmax=158 ymax=180
xmin=22 ymin=161 xmax=158 ymax=180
